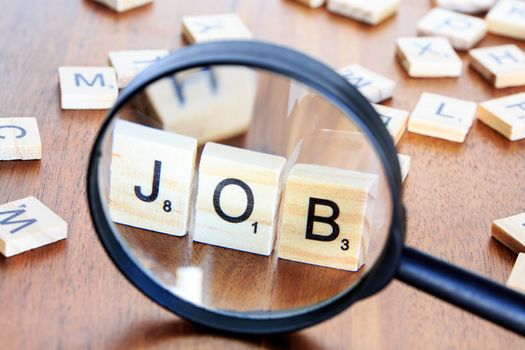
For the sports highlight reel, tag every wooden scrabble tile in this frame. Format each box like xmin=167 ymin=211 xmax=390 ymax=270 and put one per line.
xmin=0 ymin=197 xmax=67 ymax=257
xmin=93 ymin=0 xmax=152 ymax=12
xmin=338 ymin=65 xmax=395 ymax=103
xmin=372 ymin=104 xmax=409 ymax=144
xmin=398 ymin=153 xmax=410 ymax=183
xmin=109 ymin=119 xmax=197 ymax=236
xmin=486 ymin=0 xmax=525 ymax=41
xmin=478 ymin=93 xmax=525 ymax=141
xmin=417 ymin=8 xmax=486 ymax=50
xmin=432 ymin=0 xmax=496 ymax=14
xmin=469 ymin=45 xmax=525 ymax=88
xmin=327 ymin=0 xmax=400 ymax=25
xmin=408 ymin=92 xmax=477 ymax=142
xmin=59 ymin=67 xmax=118 ymax=109
xmin=492 ymin=212 xmax=525 ymax=254
xmin=278 ymin=164 xmax=378 ymax=271
xmin=0 ymin=117 xmax=41 ymax=160
xmin=193 ymin=143 xmax=286 ymax=256
xmin=296 ymin=0 xmax=325 ymax=7
xmin=181 ymin=14 xmax=252 ymax=44
xmin=396 ymin=37 xmax=462 ymax=78
xmin=144 ymin=66 xmax=257 ymax=144
xmin=109 ymin=50 xmax=169 ymax=88
xmin=507 ymin=253 xmax=525 ymax=294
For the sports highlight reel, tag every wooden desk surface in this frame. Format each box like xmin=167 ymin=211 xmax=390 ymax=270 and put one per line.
xmin=0 ymin=0 xmax=524 ymax=348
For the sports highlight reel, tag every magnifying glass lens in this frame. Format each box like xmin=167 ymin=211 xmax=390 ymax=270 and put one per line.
xmin=95 ymin=64 xmax=393 ymax=316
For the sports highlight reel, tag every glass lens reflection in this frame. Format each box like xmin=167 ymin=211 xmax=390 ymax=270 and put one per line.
xmin=97 ymin=65 xmax=393 ymax=314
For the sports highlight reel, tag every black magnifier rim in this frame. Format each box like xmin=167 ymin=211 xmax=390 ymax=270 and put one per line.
xmin=87 ymin=40 xmax=405 ymax=334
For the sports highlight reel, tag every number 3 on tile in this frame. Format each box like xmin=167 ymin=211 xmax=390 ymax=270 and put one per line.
xmin=341 ymin=239 xmax=349 ymax=251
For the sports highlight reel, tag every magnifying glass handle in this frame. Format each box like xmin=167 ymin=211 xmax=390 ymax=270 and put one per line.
xmin=397 ymin=246 xmax=525 ymax=336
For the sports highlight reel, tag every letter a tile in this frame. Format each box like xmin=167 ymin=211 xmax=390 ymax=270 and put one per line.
xmin=193 ymin=143 xmax=286 ymax=256
xmin=0 ymin=117 xmax=41 ymax=160
xmin=0 ymin=197 xmax=67 ymax=257
xmin=59 ymin=67 xmax=118 ymax=109
xmin=278 ymin=164 xmax=378 ymax=271
xmin=109 ymin=120 xmax=197 ymax=236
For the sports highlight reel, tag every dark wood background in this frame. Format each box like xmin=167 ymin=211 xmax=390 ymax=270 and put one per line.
xmin=0 ymin=0 xmax=524 ymax=348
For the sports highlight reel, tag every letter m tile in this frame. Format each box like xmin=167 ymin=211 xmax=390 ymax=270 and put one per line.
xmin=75 ymin=73 xmax=105 ymax=87
xmin=0 ymin=205 xmax=37 ymax=234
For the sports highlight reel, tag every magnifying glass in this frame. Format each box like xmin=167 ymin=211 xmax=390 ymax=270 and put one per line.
xmin=87 ymin=41 xmax=525 ymax=335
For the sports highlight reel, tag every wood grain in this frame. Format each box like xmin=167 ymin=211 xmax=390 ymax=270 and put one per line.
xmin=0 ymin=0 xmax=524 ymax=349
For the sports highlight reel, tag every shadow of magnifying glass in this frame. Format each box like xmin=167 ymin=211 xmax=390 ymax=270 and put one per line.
xmin=105 ymin=318 xmax=325 ymax=350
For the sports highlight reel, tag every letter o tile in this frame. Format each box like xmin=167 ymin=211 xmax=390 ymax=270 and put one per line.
xmin=193 ymin=143 xmax=286 ymax=256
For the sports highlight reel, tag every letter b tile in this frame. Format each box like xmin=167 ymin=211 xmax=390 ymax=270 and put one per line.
xmin=193 ymin=143 xmax=286 ymax=256
xmin=278 ymin=164 xmax=378 ymax=271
